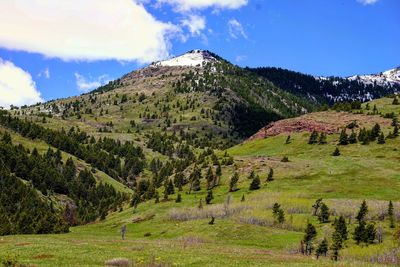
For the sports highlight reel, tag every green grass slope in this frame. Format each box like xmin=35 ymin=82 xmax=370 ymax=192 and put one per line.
xmin=2 ymin=97 xmax=400 ymax=266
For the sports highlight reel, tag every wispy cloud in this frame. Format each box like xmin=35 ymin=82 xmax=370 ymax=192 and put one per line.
xmin=38 ymin=68 xmax=50 ymax=79
xmin=235 ymin=55 xmax=248 ymax=62
xmin=0 ymin=58 xmax=43 ymax=108
xmin=357 ymin=0 xmax=379 ymax=5
xmin=156 ymin=0 xmax=248 ymax=11
xmin=228 ymin=19 xmax=247 ymax=39
xmin=181 ymin=14 xmax=206 ymax=36
xmin=74 ymin=73 xmax=111 ymax=93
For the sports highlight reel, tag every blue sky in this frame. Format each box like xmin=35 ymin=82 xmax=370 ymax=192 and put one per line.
xmin=0 ymin=0 xmax=399 ymax=107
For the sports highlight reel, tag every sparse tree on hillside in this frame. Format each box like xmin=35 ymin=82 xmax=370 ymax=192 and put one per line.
xmin=249 ymin=175 xmax=261 ymax=190
xmin=312 ymin=198 xmax=323 ymax=216
xmin=377 ymin=132 xmax=385 ymax=144
xmin=229 ymin=172 xmax=239 ymax=192
xmin=303 ymin=223 xmax=317 ymax=255
xmin=175 ymin=193 xmax=182 ymax=203
xmin=332 ymin=147 xmax=340 ymax=156
xmin=349 ymin=130 xmax=358 ymax=144
xmin=318 ymin=133 xmax=327 ymax=144
xmin=205 ymin=190 xmax=214 ymax=204
xmin=338 ymin=129 xmax=348 ymax=145
xmin=388 ymin=201 xmax=395 ymax=228
xmin=318 ymin=203 xmax=330 ymax=223
xmin=267 ymin=168 xmax=274 ymax=182
xmin=308 ymin=131 xmax=318 ymax=144
xmin=315 ymin=238 xmax=328 ymax=259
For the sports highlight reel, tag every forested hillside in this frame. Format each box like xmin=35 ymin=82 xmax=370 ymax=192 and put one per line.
xmin=249 ymin=67 xmax=400 ymax=104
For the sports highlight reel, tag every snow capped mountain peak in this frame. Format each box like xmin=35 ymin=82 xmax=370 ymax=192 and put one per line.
xmin=151 ymin=50 xmax=218 ymax=68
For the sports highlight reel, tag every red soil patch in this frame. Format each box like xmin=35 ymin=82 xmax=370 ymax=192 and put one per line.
xmin=249 ymin=111 xmax=391 ymax=141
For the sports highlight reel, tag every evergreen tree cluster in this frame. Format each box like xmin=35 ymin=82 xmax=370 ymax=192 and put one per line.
xmin=0 ymin=112 xmax=146 ymax=183
xmin=0 ymin=132 xmax=127 ymax=235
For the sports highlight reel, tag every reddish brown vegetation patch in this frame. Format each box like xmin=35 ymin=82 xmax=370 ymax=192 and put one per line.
xmin=15 ymin=242 xmax=31 ymax=246
xmin=249 ymin=111 xmax=391 ymax=140
xmin=32 ymin=254 xmax=54 ymax=259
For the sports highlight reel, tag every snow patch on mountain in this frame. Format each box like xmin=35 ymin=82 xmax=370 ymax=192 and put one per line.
xmin=347 ymin=67 xmax=400 ymax=86
xmin=151 ymin=50 xmax=218 ymax=68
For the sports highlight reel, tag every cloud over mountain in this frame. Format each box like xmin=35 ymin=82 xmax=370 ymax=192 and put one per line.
xmin=0 ymin=58 xmax=43 ymax=108
xmin=0 ymin=0 xmax=178 ymax=63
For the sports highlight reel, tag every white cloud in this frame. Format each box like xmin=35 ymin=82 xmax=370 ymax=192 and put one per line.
xmin=75 ymin=73 xmax=111 ymax=93
xmin=228 ymin=19 xmax=247 ymax=39
xmin=38 ymin=68 xmax=50 ymax=79
xmin=181 ymin=15 xmax=206 ymax=36
xmin=357 ymin=0 xmax=379 ymax=5
xmin=157 ymin=0 xmax=248 ymax=11
xmin=0 ymin=58 xmax=43 ymax=108
xmin=0 ymin=0 xmax=178 ymax=63
xmin=235 ymin=55 xmax=247 ymax=62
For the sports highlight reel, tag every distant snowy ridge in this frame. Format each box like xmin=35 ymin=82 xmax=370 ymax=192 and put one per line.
xmin=347 ymin=67 xmax=400 ymax=86
xmin=151 ymin=50 xmax=218 ymax=67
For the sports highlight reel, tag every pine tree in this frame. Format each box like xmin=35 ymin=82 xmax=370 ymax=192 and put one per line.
xmin=277 ymin=209 xmax=285 ymax=224
xmin=248 ymin=170 xmax=255 ymax=180
xmin=303 ymin=223 xmax=317 ymax=255
xmin=338 ymin=129 xmax=348 ymax=145
xmin=388 ymin=200 xmax=395 ymax=228
xmin=241 ymin=194 xmax=245 ymax=202
xmin=267 ymin=168 xmax=274 ymax=182
xmin=285 ymin=135 xmax=291 ymax=144
xmin=348 ymin=130 xmax=357 ymax=144
xmin=318 ymin=133 xmax=327 ymax=144
xmin=198 ymin=199 xmax=203 ymax=210
xmin=167 ymin=179 xmax=175 ymax=195
xmin=206 ymin=166 xmax=215 ymax=189
xmin=377 ymin=132 xmax=385 ymax=144
xmin=333 ymin=216 xmax=348 ymax=241
xmin=315 ymin=238 xmax=328 ymax=259
xmin=393 ymin=97 xmax=399 ymax=105
xmin=229 ymin=172 xmax=239 ymax=192
xmin=394 ymin=125 xmax=399 ymax=137
xmin=330 ymin=229 xmax=344 ymax=261
xmin=312 ymin=199 xmax=323 ymax=216
xmin=332 ymin=147 xmax=340 ymax=156
xmin=205 ymin=190 xmax=214 ymax=204
xmin=354 ymin=221 xmax=366 ymax=244
xmin=318 ymin=203 xmax=330 ymax=223
xmin=365 ymin=223 xmax=376 ymax=244
xmin=371 ymin=123 xmax=381 ymax=140
xmin=175 ymin=193 xmax=182 ymax=203
xmin=189 ymin=166 xmax=202 ymax=193
xmin=356 ymin=200 xmax=368 ymax=223
xmin=308 ymin=131 xmax=318 ymax=144
xmin=249 ymin=175 xmax=261 ymax=190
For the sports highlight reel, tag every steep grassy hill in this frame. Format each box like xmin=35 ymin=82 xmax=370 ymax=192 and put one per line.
xmin=2 ymin=97 xmax=400 ymax=266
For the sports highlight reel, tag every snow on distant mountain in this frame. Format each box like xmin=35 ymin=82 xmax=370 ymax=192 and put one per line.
xmin=347 ymin=67 xmax=400 ymax=86
xmin=151 ymin=50 xmax=218 ymax=68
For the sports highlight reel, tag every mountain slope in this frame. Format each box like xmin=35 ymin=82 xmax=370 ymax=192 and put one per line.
xmin=249 ymin=67 xmax=400 ymax=104
xmin=348 ymin=66 xmax=400 ymax=86
xmin=18 ymin=50 xmax=315 ymax=148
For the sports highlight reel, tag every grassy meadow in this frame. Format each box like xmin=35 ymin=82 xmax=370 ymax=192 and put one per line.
xmin=2 ymin=98 xmax=400 ymax=266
